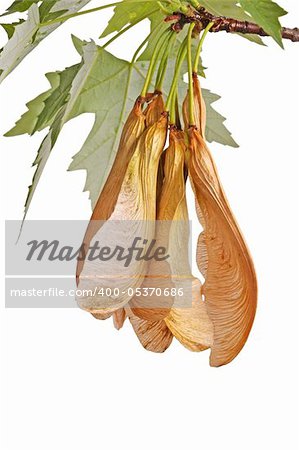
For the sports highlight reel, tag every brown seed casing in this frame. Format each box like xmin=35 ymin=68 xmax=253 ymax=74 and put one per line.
xmin=144 ymin=91 xmax=165 ymax=128
xmin=130 ymin=128 xmax=187 ymax=322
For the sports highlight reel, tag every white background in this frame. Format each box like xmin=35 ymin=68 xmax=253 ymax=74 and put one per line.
xmin=1 ymin=1 xmax=299 ymax=449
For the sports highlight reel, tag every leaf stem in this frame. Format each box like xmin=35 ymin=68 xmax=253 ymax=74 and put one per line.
xmin=193 ymin=21 xmax=213 ymax=73
xmin=40 ymin=2 xmax=120 ymax=27
xmin=187 ymin=22 xmax=195 ymax=126
xmin=39 ymin=1 xmax=166 ymax=28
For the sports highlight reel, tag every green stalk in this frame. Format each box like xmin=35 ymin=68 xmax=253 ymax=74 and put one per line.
xmin=141 ymin=28 xmax=171 ymax=97
xmin=187 ymin=23 xmax=195 ymax=126
xmin=157 ymin=1 xmax=173 ymax=14
xmin=111 ymin=24 xmax=163 ymax=182
xmin=156 ymin=32 xmax=176 ymax=91
xmin=193 ymin=21 xmax=214 ymax=73
xmin=155 ymin=34 xmax=172 ymax=88
xmin=170 ymin=87 xmax=178 ymax=125
xmin=165 ymin=36 xmax=187 ymax=113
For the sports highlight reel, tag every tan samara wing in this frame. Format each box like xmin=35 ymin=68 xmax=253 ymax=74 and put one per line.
xmin=164 ymin=278 xmax=213 ymax=351
xmin=76 ymin=98 xmax=146 ymax=282
xmin=188 ymin=128 xmax=257 ymax=366
xmin=164 ymin=171 xmax=213 ymax=353
xmin=76 ymin=115 xmax=168 ymax=317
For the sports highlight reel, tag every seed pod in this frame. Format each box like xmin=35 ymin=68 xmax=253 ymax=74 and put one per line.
xmin=129 ymin=130 xmax=213 ymax=352
xmin=76 ymin=97 xmax=146 ymax=283
xmin=163 ymin=164 xmax=214 ymax=351
xmin=188 ymin=127 xmax=257 ymax=367
xmin=157 ymin=129 xmax=187 ymax=220
xmin=148 ymin=92 xmax=165 ymax=211
xmin=130 ymin=128 xmax=187 ymax=322
xmin=76 ymin=114 xmax=169 ymax=318
xmin=183 ymin=73 xmax=206 ymax=138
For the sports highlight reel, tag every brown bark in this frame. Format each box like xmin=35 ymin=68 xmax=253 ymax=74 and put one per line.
xmin=167 ymin=7 xmax=299 ymax=42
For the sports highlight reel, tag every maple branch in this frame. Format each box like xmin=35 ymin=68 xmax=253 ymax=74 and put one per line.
xmin=168 ymin=7 xmax=299 ymax=42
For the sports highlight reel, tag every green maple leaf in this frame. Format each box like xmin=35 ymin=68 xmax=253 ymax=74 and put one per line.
xmin=138 ymin=9 xmax=168 ymax=61
xmin=21 ymin=109 xmax=66 ymax=225
xmin=0 ymin=4 xmax=40 ymax=80
xmin=100 ymin=0 xmax=159 ymax=38
xmin=0 ymin=0 xmax=92 ymax=83
xmin=5 ymin=62 xmax=82 ymax=222
xmin=6 ymin=37 xmax=237 ymax=219
xmin=6 ymin=66 xmax=80 ymax=136
xmin=7 ymin=40 xmax=148 ymax=215
xmin=239 ymin=0 xmax=287 ymax=47
xmin=0 ymin=21 xmax=24 ymax=39
xmin=1 ymin=0 xmax=39 ymax=16
xmin=203 ymin=90 xmax=238 ymax=147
